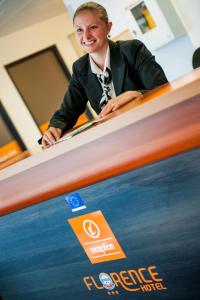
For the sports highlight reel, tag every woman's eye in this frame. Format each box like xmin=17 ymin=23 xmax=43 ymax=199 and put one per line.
xmin=90 ymin=25 xmax=98 ymax=30
xmin=76 ymin=28 xmax=82 ymax=33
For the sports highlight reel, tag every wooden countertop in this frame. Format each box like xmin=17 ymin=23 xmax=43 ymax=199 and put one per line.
xmin=1 ymin=69 xmax=200 ymax=216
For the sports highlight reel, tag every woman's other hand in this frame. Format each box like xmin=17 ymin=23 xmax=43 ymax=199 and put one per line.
xmin=98 ymin=91 xmax=143 ymax=118
xmin=42 ymin=127 xmax=62 ymax=148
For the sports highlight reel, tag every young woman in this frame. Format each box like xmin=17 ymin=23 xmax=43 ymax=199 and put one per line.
xmin=42 ymin=1 xmax=168 ymax=147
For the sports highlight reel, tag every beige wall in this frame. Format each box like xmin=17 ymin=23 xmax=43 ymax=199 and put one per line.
xmin=0 ymin=12 xmax=78 ymax=153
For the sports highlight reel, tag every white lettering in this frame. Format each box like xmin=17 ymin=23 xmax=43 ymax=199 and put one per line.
xmin=90 ymin=243 xmax=115 ymax=254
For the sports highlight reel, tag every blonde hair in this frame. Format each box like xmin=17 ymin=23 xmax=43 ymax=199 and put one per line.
xmin=73 ymin=2 xmax=109 ymax=24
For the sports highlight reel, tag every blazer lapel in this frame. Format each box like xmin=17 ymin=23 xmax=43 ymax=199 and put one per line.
xmin=109 ymin=40 xmax=125 ymax=96
xmin=87 ymin=72 xmax=102 ymax=98
xmin=83 ymin=56 xmax=103 ymax=103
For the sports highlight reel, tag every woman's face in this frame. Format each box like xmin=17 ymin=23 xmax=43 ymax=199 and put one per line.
xmin=74 ymin=10 xmax=112 ymax=54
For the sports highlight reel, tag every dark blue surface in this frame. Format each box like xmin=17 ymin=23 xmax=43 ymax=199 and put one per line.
xmin=0 ymin=148 xmax=200 ymax=300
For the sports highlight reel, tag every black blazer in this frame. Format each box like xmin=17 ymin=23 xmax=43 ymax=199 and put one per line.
xmin=49 ymin=39 xmax=168 ymax=132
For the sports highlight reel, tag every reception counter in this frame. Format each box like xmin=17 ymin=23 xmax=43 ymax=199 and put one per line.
xmin=0 ymin=69 xmax=200 ymax=300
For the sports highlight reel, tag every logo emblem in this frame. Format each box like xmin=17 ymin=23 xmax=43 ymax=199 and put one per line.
xmin=65 ymin=193 xmax=86 ymax=212
xmin=83 ymin=219 xmax=100 ymax=239
xmin=68 ymin=211 xmax=126 ymax=264
xmin=99 ymin=273 xmax=115 ymax=290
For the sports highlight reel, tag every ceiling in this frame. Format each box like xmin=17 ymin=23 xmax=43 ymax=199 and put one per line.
xmin=0 ymin=0 xmax=68 ymax=37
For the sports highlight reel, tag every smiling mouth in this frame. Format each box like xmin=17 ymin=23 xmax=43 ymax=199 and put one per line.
xmin=83 ymin=40 xmax=96 ymax=46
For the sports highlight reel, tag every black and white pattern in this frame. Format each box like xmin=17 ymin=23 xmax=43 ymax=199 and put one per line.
xmin=97 ymin=67 xmax=112 ymax=109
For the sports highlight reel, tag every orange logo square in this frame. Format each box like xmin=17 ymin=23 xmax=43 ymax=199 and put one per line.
xmin=68 ymin=210 xmax=126 ymax=264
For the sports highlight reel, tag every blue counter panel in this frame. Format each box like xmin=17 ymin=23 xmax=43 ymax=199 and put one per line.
xmin=0 ymin=148 xmax=200 ymax=300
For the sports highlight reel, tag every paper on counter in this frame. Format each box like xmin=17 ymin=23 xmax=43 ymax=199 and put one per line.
xmin=55 ymin=118 xmax=101 ymax=144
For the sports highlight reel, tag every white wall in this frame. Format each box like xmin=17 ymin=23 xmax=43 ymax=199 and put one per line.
xmin=171 ymin=0 xmax=200 ymax=48
xmin=0 ymin=12 xmax=78 ymax=153
xmin=152 ymin=34 xmax=194 ymax=81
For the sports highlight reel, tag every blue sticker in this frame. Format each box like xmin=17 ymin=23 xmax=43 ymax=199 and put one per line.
xmin=65 ymin=193 xmax=86 ymax=212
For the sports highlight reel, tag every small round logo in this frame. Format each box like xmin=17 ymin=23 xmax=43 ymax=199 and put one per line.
xmin=83 ymin=219 xmax=100 ymax=239
xmin=99 ymin=273 xmax=115 ymax=290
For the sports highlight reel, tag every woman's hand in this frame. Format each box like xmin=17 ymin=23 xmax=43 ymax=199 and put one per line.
xmin=42 ymin=127 xmax=62 ymax=148
xmin=98 ymin=91 xmax=143 ymax=118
